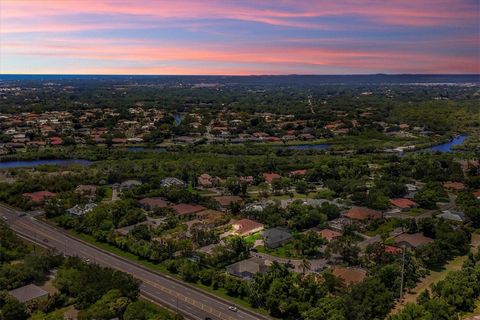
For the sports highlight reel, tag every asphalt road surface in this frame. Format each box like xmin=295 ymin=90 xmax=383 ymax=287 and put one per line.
xmin=0 ymin=204 xmax=269 ymax=320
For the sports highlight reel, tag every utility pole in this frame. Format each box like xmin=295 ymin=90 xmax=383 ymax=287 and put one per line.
xmin=399 ymin=246 xmax=406 ymax=302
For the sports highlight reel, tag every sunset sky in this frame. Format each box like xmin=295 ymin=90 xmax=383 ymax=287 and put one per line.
xmin=0 ymin=0 xmax=479 ymax=75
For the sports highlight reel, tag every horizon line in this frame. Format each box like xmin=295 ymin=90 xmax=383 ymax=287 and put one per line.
xmin=1 ymin=73 xmax=480 ymax=77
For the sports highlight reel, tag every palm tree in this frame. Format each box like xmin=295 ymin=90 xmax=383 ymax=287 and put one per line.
xmin=300 ymin=258 xmax=311 ymax=274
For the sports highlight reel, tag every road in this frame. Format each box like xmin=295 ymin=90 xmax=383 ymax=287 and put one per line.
xmin=0 ymin=204 xmax=268 ymax=320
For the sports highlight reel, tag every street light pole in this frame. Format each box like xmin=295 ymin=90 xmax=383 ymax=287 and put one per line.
xmin=399 ymin=246 xmax=406 ymax=302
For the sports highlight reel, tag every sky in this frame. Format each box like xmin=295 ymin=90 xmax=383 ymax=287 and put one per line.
xmin=0 ymin=0 xmax=479 ymax=75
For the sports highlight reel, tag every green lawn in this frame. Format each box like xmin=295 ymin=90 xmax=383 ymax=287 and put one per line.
xmin=256 ymin=243 xmax=299 ymax=259
xmin=244 ymin=232 xmax=262 ymax=246
xmin=103 ymin=186 xmax=113 ymax=200
xmin=403 ymin=208 xmax=426 ymax=217
xmin=366 ymin=219 xmax=402 ymax=237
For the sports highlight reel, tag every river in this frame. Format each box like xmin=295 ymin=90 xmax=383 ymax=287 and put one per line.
xmin=0 ymin=159 xmax=91 ymax=169
xmin=423 ymin=134 xmax=468 ymax=153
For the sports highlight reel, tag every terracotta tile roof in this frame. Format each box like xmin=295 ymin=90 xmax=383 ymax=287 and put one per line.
xmin=332 ymin=267 xmax=367 ymax=285
xmin=390 ymin=198 xmax=418 ymax=209
xmin=317 ymin=228 xmax=342 ymax=242
xmin=213 ymin=196 xmax=243 ymax=207
xmin=172 ymin=203 xmax=206 ymax=216
xmin=344 ymin=207 xmax=382 ymax=220
xmin=263 ymin=172 xmax=281 ymax=184
xmin=232 ymin=219 xmax=264 ymax=236
xmin=289 ymin=169 xmax=307 ymax=176
xmin=22 ymin=191 xmax=56 ymax=203
xmin=443 ymin=181 xmax=466 ymax=191
xmin=385 ymin=245 xmax=402 ymax=254
xmin=473 ymin=189 xmax=480 ymax=199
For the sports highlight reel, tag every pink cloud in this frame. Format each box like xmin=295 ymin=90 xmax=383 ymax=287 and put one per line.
xmin=2 ymin=37 xmax=478 ymax=74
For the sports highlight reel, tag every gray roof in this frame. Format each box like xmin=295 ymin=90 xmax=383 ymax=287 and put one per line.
xmin=438 ymin=211 xmax=464 ymax=222
xmin=120 ymin=179 xmax=142 ymax=189
xmin=262 ymin=228 xmax=292 ymax=248
xmin=160 ymin=177 xmax=186 ymax=187
xmin=9 ymin=284 xmax=48 ymax=303
xmin=226 ymin=257 xmax=269 ymax=279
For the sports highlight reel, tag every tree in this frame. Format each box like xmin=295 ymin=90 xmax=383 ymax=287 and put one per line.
xmin=344 ymin=278 xmax=394 ymax=320
xmin=1 ymin=298 xmax=28 ymax=320
xmin=300 ymin=258 xmax=311 ymax=274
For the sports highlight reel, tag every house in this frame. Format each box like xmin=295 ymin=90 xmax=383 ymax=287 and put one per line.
xmin=443 ymin=181 xmax=466 ymax=191
xmin=473 ymin=189 xmax=480 ymax=200
xmin=390 ymin=198 xmax=418 ymax=211
xmin=139 ymin=197 xmax=169 ymax=210
xmin=394 ymin=233 xmax=434 ymax=248
xmin=437 ymin=210 xmax=465 ymax=223
xmin=231 ymin=219 xmax=264 ymax=237
xmin=328 ymin=217 xmax=352 ymax=231
xmin=8 ymin=284 xmax=48 ymax=303
xmin=197 ymin=173 xmax=214 ymax=188
xmin=331 ymin=267 xmax=367 ymax=285
xmin=160 ymin=177 xmax=186 ymax=188
xmin=22 ymin=191 xmax=56 ymax=203
xmin=316 ymin=228 xmax=342 ymax=242
xmin=358 ymin=235 xmax=382 ymax=251
xmin=226 ymin=257 xmax=270 ymax=280
xmin=289 ymin=169 xmax=307 ymax=177
xmin=213 ymin=195 xmax=243 ymax=209
xmin=239 ymin=176 xmax=254 ymax=185
xmin=75 ymin=184 xmax=97 ymax=197
xmin=385 ymin=245 xmax=402 ymax=254
xmin=115 ymin=223 xmax=144 ymax=236
xmin=172 ymin=203 xmax=206 ymax=217
xmin=262 ymin=228 xmax=292 ymax=249
xmin=263 ymin=172 xmax=281 ymax=184
xmin=197 ymin=243 xmax=221 ymax=255
xmin=120 ymin=179 xmax=142 ymax=190
xmin=194 ymin=209 xmax=225 ymax=228
xmin=344 ymin=207 xmax=382 ymax=221
xmin=67 ymin=203 xmax=97 ymax=216
xmin=405 ymin=184 xmax=418 ymax=199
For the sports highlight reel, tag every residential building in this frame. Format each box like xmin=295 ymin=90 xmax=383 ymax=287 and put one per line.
xmin=213 ymin=195 xmax=243 ymax=210
xmin=344 ymin=207 xmax=382 ymax=221
xmin=263 ymin=172 xmax=281 ymax=184
xmin=231 ymin=219 xmax=264 ymax=237
xmin=139 ymin=197 xmax=169 ymax=210
xmin=8 ymin=284 xmax=48 ymax=303
xmin=22 ymin=191 xmax=56 ymax=203
xmin=172 ymin=203 xmax=207 ymax=217
xmin=389 ymin=198 xmax=418 ymax=211
xmin=160 ymin=177 xmax=186 ymax=188
xmin=331 ymin=267 xmax=367 ymax=285
xmin=226 ymin=257 xmax=270 ymax=280
xmin=262 ymin=228 xmax=292 ymax=249
xmin=316 ymin=228 xmax=342 ymax=242
xmin=394 ymin=233 xmax=434 ymax=248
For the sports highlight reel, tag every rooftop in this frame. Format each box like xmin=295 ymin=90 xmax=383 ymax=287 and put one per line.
xmin=390 ymin=198 xmax=418 ymax=209
xmin=332 ymin=267 xmax=367 ymax=285
xmin=172 ymin=203 xmax=206 ymax=216
xmin=8 ymin=284 xmax=48 ymax=303
xmin=344 ymin=207 xmax=382 ymax=220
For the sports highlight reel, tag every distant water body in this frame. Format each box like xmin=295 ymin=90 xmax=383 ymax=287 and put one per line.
xmin=286 ymin=144 xmax=330 ymax=151
xmin=0 ymin=159 xmax=91 ymax=169
xmin=423 ymin=134 xmax=468 ymax=153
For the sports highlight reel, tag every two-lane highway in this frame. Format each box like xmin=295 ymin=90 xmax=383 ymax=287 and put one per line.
xmin=0 ymin=204 xmax=269 ymax=320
